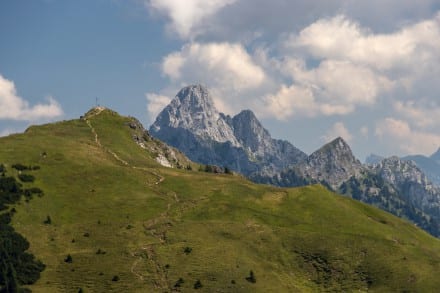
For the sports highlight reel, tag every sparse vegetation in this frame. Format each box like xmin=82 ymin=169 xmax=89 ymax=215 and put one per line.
xmin=246 ymin=270 xmax=256 ymax=283
xmin=43 ymin=215 xmax=52 ymax=225
xmin=174 ymin=278 xmax=184 ymax=288
xmin=64 ymin=254 xmax=73 ymax=263
xmin=193 ymin=279 xmax=203 ymax=289
xmin=18 ymin=173 xmax=35 ymax=183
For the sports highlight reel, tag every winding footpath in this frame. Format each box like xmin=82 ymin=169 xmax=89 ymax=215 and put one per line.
xmin=84 ymin=108 xmax=175 ymax=291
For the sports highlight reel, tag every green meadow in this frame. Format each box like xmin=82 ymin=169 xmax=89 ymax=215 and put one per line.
xmin=1 ymin=109 xmax=439 ymax=292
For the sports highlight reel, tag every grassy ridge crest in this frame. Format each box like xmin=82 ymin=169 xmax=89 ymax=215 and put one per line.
xmin=0 ymin=108 xmax=439 ymax=292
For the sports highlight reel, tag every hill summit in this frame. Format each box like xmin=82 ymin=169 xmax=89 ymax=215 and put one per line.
xmin=1 ymin=107 xmax=440 ymax=291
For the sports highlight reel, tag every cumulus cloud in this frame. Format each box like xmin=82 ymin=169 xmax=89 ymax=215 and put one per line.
xmin=0 ymin=74 xmax=63 ymax=121
xmin=149 ymin=0 xmax=440 ymax=42
xmin=260 ymin=84 xmax=315 ymax=120
xmin=161 ymin=42 xmax=266 ymax=90
xmin=322 ymin=122 xmax=353 ymax=143
xmin=158 ymin=42 xmax=268 ymax=114
xmin=290 ymin=13 xmax=440 ymax=72
xmin=375 ymin=118 xmax=440 ymax=155
xmin=394 ymin=100 xmax=440 ymax=128
xmin=260 ymin=59 xmax=393 ymax=119
xmin=148 ymin=7 xmax=440 ymax=137
xmin=147 ymin=0 xmax=237 ymax=39
xmin=145 ymin=93 xmax=171 ymax=122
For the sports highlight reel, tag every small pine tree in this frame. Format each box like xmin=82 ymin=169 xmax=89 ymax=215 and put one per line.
xmin=174 ymin=278 xmax=184 ymax=288
xmin=246 ymin=270 xmax=256 ymax=283
xmin=65 ymin=254 xmax=73 ymax=263
xmin=194 ymin=279 xmax=202 ymax=289
xmin=43 ymin=215 xmax=52 ymax=225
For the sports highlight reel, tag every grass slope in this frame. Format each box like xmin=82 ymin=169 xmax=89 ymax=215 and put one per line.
xmin=0 ymin=108 xmax=439 ymax=292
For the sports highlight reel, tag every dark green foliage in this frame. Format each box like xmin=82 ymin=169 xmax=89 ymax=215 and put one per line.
xmin=18 ymin=174 xmax=35 ymax=183
xmin=193 ymin=279 xmax=202 ymax=289
xmin=77 ymin=288 xmax=84 ymax=293
xmin=0 ymin=168 xmax=45 ymax=291
xmin=245 ymin=270 xmax=256 ymax=283
xmin=83 ymin=232 xmax=90 ymax=237
xmin=0 ymin=164 xmax=4 ymax=173
xmin=112 ymin=275 xmax=119 ymax=282
xmin=11 ymin=164 xmax=28 ymax=171
xmin=224 ymin=166 xmax=232 ymax=174
xmin=64 ymin=255 xmax=73 ymax=263
xmin=95 ymin=249 xmax=106 ymax=255
xmin=174 ymin=278 xmax=184 ymax=288
xmin=11 ymin=164 xmax=40 ymax=172
xmin=24 ymin=188 xmax=43 ymax=199
xmin=183 ymin=247 xmax=192 ymax=254
xmin=43 ymin=216 xmax=52 ymax=225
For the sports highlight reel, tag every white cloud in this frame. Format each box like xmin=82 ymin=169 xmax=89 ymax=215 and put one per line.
xmin=260 ymin=84 xmax=316 ymax=120
xmin=393 ymin=100 xmax=440 ymax=128
xmin=149 ymin=10 xmax=440 ymax=131
xmin=157 ymin=42 xmax=268 ymax=114
xmin=261 ymin=59 xmax=392 ymax=119
xmin=145 ymin=93 xmax=171 ymax=122
xmin=147 ymin=0 xmax=237 ymax=39
xmin=290 ymin=13 xmax=440 ymax=71
xmin=161 ymin=42 xmax=266 ymax=91
xmin=375 ymin=118 xmax=440 ymax=155
xmin=322 ymin=122 xmax=353 ymax=143
xmin=0 ymin=74 xmax=63 ymax=121
xmin=292 ymin=59 xmax=392 ymax=110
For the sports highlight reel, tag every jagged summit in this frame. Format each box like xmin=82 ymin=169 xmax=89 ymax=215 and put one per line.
xmin=150 ymin=84 xmax=240 ymax=146
xmin=149 ymin=85 xmax=307 ymax=176
xmin=298 ymin=137 xmax=363 ymax=190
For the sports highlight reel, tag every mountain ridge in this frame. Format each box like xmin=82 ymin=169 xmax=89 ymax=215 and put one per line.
xmin=149 ymin=85 xmax=440 ymax=238
xmin=150 ymin=84 xmax=307 ymax=176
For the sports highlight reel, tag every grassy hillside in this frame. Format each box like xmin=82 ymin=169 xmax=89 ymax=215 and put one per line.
xmin=1 ymin=108 xmax=440 ymax=292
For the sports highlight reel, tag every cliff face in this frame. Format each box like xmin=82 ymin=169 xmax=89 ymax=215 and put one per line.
xmin=149 ymin=84 xmax=307 ymax=176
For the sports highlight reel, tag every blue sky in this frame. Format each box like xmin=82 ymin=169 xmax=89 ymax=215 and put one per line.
xmin=1 ymin=0 xmax=440 ymax=161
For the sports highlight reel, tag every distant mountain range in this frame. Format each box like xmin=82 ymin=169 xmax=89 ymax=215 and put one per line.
xmin=150 ymin=85 xmax=440 ymax=237
xmin=366 ymin=149 xmax=440 ymax=186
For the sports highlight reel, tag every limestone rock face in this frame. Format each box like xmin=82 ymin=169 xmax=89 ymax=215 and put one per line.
xmin=296 ymin=137 xmax=363 ymax=190
xmin=149 ymin=84 xmax=307 ymax=176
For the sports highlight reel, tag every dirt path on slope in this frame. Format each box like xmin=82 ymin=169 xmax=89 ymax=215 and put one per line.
xmin=85 ymin=110 xmax=175 ymax=290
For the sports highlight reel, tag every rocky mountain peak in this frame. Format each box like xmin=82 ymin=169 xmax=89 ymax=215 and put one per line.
xmin=150 ymin=84 xmax=240 ymax=146
xmin=299 ymin=137 xmax=363 ymax=190
xmin=232 ymin=109 xmax=272 ymax=155
xmin=149 ymin=85 xmax=307 ymax=176
xmin=372 ymin=156 xmax=430 ymax=186
xmin=175 ymin=84 xmax=215 ymax=110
